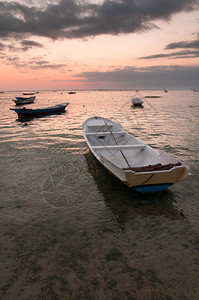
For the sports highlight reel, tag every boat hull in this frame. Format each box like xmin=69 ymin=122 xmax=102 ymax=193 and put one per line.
xmin=132 ymin=103 xmax=143 ymax=108
xmin=132 ymin=183 xmax=172 ymax=193
xmin=10 ymin=103 xmax=69 ymax=119
xmin=15 ymin=96 xmax=35 ymax=100
xmin=124 ymin=164 xmax=189 ymax=186
xmin=14 ymin=101 xmax=35 ymax=105
xmin=101 ymin=156 xmax=189 ymax=194
xmin=23 ymin=93 xmax=35 ymax=95
xmin=13 ymin=96 xmax=36 ymax=105
xmin=16 ymin=107 xmax=66 ymax=118
xmin=131 ymin=97 xmax=143 ymax=107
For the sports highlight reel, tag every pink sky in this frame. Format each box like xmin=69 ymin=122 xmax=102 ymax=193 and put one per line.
xmin=0 ymin=0 xmax=199 ymax=91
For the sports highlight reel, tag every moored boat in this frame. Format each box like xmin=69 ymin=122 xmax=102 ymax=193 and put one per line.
xmin=12 ymin=96 xmax=36 ymax=105
xmin=10 ymin=102 xmax=69 ymax=118
xmin=145 ymin=96 xmax=162 ymax=98
xmin=83 ymin=117 xmax=190 ymax=193
xmin=23 ymin=92 xmax=35 ymax=95
xmin=131 ymin=97 xmax=143 ymax=107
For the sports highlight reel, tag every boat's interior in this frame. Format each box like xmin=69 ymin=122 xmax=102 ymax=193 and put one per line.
xmin=85 ymin=127 xmax=143 ymax=147
xmin=99 ymin=145 xmax=180 ymax=171
xmin=85 ymin=125 xmax=179 ymax=170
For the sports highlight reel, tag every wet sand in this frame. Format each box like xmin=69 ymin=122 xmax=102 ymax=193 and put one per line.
xmin=1 ymin=182 xmax=199 ymax=299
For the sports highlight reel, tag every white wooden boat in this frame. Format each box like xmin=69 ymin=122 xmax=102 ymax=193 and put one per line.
xmin=131 ymin=97 xmax=143 ymax=107
xmin=83 ymin=117 xmax=190 ymax=193
xmin=12 ymin=96 xmax=36 ymax=105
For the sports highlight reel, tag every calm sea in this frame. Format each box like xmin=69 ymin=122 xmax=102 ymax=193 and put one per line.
xmin=0 ymin=90 xmax=199 ymax=299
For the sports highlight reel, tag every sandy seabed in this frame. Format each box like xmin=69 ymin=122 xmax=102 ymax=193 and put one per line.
xmin=1 ymin=192 xmax=199 ymax=300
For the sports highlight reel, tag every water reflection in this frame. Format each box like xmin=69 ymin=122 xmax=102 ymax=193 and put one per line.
xmin=84 ymin=150 xmax=184 ymax=228
xmin=131 ymin=104 xmax=144 ymax=109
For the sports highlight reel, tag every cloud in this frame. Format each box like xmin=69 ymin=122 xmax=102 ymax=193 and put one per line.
xmin=2 ymin=53 xmax=66 ymax=70
xmin=0 ymin=0 xmax=198 ymax=40
xmin=4 ymin=55 xmax=21 ymax=64
xmin=32 ymin=63 xmax=66 ymax=69
xmin=166 ymin=39 xmax=199 ymax=49
xmin=20 ymin=40 xmax=44 ymax=51
xmin=139 ymin=37 xmax=199 ymax=59
xmin=34 ymin=60 xmax=49 ymax=65
xmin=0 ymin=39 xmax=44 ymax=53
xmin=74 ymin=64 xmax=199 ymax=89
xmin=139 ymin=49 xmax=199 ymax=59
xmin=0 ymin=41 xmax=5 ymax=50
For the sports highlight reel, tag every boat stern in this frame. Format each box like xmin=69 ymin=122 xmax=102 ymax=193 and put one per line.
xmin=124 ymin=163 xmax=190 ymax=193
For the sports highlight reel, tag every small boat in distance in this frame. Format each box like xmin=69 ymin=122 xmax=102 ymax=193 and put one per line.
xmin=68 ymin=91 xmax=76 ymax=94
xmin=145 ymin=96 xmax=162 ymax=98
xmin=23 ymin=92 xmax=35 ymax=95
xmin=83 ymin=117 xmax=190 ymax=193
xmin=12 ymin=96 xmax=36 ymax=105
xmin=10 ymin=102 xmax=69 ymax=119
xmin=131 ymin=97 xmax=144 ymax=107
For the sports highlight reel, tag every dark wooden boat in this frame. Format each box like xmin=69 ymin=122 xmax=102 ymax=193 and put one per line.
xmin=10 ymin=102 xmax=69 ymax=118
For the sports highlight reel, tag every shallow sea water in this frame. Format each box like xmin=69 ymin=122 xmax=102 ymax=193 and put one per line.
xmin=0 ymin=90 xmax=199 ymax=299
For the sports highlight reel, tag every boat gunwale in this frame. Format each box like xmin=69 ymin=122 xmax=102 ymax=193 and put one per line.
xmin=122 ymin=162 xmax=182 ymax=173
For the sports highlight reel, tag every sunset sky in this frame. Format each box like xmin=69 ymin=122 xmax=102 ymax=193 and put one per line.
xmin=0 ymin=0 xmax=199 ymax=91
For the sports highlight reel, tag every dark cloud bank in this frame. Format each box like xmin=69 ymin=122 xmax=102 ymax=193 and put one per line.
xmin=0 ymin=0 xmax=198 ymax=40
xmin=75 ymin=65 xmax=199 ymax=89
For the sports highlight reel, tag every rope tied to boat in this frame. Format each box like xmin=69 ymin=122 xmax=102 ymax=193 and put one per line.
xmin=141 ymin=173 xmax=155 ymax=186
